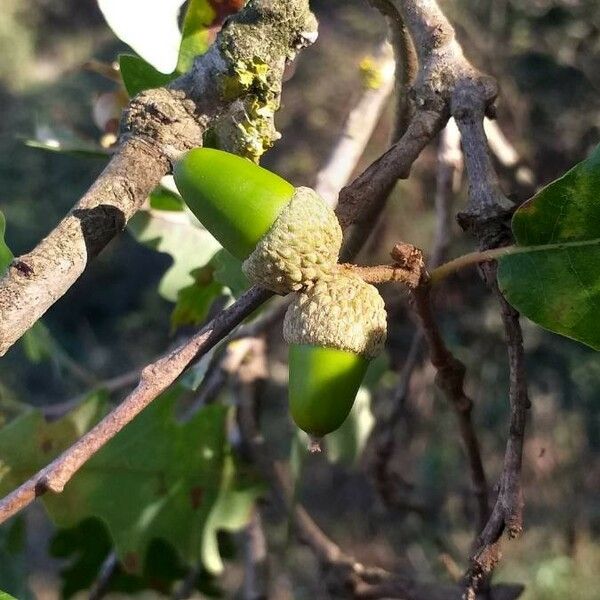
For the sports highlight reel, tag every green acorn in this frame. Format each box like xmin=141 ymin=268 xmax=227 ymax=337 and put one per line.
xmin=173 ymin=148 xmax=342 ymax=294
xmin=283 ymin=272 xmax=387 ymax=439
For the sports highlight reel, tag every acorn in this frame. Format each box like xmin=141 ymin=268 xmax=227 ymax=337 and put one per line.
xmin=283 ymin=272 xmax=387 ymax=439
xmin=173 ymin=148 xmax=342 ymax=294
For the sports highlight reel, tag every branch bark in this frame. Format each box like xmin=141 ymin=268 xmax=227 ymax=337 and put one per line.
xmin=0 ymin=0 xmax=317 ymax=356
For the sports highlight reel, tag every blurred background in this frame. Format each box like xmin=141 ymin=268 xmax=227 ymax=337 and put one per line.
xmin=0 ymin=0 xmax=599 ymax=598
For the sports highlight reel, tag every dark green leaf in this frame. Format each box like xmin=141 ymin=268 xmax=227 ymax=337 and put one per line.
xmin=51 ymin=518 xmax=189 ymax=598
xmin=149 ymin=186 xmax=185 ymax=212
xmin=119 ymin=54 xmax=175 ymax=97
xmin=0 ymin=518 xmax=30 ymax=600
xmin=498 ymin=144 xmax=600 ymax=350
xmin=172 ymin=278 xmax=225 ymax=330
xmin=0 ymin=389 xmax=261 ymax=574
xmin=211 ymin=249 xmax=250 ymax=299
xmin=0 ymin=212 xmax=12 ymax=273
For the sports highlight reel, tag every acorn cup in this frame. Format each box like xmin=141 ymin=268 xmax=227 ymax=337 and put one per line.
xmin=173 ymin=148 xmax=343 ymax=294
xmin=283 ymin=272 xmax=387 ymax=443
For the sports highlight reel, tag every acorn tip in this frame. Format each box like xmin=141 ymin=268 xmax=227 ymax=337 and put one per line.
xmin=308 ymin=436 xmax=323 ymax=453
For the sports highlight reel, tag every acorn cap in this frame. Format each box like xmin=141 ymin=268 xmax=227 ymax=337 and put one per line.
xmin=242 ymin=187 xmax=342 ymax=295
xmin=288 ymin=344 xmax=369 ymax=437
xmin=283 ymin=271 xmax=387 ymax=359
xmin=173 ymin=148 xmax=294 ymax=260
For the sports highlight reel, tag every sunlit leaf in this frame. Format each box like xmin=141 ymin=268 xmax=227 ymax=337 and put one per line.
xmin=97 ymin=0 xmax=185 ymax=74
xmin=177 ymin=0 xmax=216 ymax=74
xmin=177 ymin=0 xmax=245 ymax=73
xmin=498 ymin=143 xmax=600 ymax=350
xmin=128 ymin=204 xmax=221 ymax=301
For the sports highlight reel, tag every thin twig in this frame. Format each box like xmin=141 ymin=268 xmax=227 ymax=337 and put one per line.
xmin=463 ymin=263 xmax=529 ymax=598
xmin=410 ymin=281 xmax=490 ymax=535
xmin=88 ymin=552 xmax=118 ymax=600
xmin=369 ymin=118 xmax=464 ymax=523
xmin=369 ymin=0 xmax=418 ymax=141
xmin=0 ymin=286 xmax=272 ymax=524
xmin=444 ymin=10 xmax=530 ymax=593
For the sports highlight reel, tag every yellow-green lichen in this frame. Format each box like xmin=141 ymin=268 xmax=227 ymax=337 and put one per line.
xmin=217 ymin=57 xmax=281 ymax=161
xmin=359 ymin=56 xmax=384 ymax=90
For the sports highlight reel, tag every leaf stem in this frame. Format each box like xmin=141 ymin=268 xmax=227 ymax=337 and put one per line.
xmin=429 ymin=246 xmax=515 ymax=284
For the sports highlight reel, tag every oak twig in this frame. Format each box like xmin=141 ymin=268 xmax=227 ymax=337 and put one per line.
xmin=0 ymin=286 xmax=272 ymax=524
xmin=410 ymin=281 xmax=490 ymax=534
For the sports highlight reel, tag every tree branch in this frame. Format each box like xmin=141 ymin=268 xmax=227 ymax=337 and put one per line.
xmin=0 ymin=0 xmax=317 ymax=356
xmin=410 ymin=280 xmax=490 ymax=534
xmin=369 ymin=0 xmax=418 ymax=141
xmin=0 ymin=286 xmax=272 ymax=524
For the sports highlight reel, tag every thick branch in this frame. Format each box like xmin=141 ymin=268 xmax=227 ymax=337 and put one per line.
xmin=0 ymin=0 xmax=317 ymax=356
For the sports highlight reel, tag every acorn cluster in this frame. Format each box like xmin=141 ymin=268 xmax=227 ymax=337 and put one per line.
xmin=174 ymin=148 xmax=387 ymax=439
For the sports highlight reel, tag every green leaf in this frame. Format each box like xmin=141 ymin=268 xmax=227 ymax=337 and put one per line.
xmin=21 ymin=322 xmax=54 ymax=363
xmin=0 ymin=518 xmax=30 ymax=600
xmin=51 ymin=518 xmax=189 ymax=598
xmin=211 ymin=249 xmax=250 ymax=299
xmin=128 ymin=204 xmax=221 ymax=302
xmin=176 ymin=0 xmax=217 ymax=74
xmin=0 ymin=212 xmax=12 ymax=273
xmin=498 ymin=144 xmax=600 ymax=350
xmin=0 ymin=389 xmax=261 ymax=575
xmin=119 ymin=54 xmax=175 ymax=97
xmin=149 ymin=186 xmax=185 ymax=212
xmin=172 ymin=276 xmax=225 ymax=330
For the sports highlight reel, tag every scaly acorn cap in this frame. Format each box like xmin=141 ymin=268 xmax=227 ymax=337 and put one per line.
xmin=283 ymin=271 xmax=387 ymax=359
xmin=242 ymin=186 xmax=343 ymax=295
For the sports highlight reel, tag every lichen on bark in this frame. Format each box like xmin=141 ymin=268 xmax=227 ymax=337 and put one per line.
xmin=211 ymin=0 xmax=318 ymax=161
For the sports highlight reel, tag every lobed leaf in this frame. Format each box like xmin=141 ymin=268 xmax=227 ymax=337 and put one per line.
xmin=128 ymin=198 xmax=221 ymax=302
xmin=0 ymin=389 xmax=261 ymax=575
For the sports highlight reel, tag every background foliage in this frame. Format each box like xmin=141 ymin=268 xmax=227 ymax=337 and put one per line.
xmin=0 ymin=0 xmax=599 ymax=598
